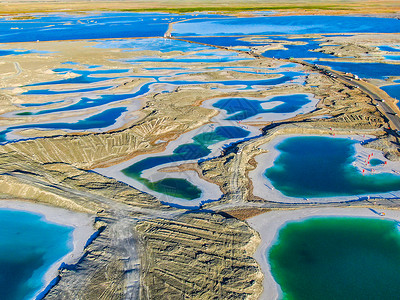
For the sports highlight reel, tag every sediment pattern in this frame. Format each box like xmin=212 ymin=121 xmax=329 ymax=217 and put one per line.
xmin=136 ymin=213 xmax=263 ymax=300
xmin=0 ymin=85 xmax=222 ymax=170
xmin=0 ymin=153 xmax=160 ymax=211
xmin=45 ymin=220 xmax=127 ymax=300
xmin=0 ymin=129 xmax=155 ymax=170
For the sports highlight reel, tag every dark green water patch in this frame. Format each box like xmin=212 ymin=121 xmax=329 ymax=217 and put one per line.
xmin=269 ymin=217 xmax=400 ymax=300
xmin=369 ymin=158 xmax=384 ymax=167
xmin=122 ymin=126 xmax=249 ymax=199
xmin=265 ymin=136 xmax=400 ymax=197
xmin=147 ymin=178 xmax=201 ymax=200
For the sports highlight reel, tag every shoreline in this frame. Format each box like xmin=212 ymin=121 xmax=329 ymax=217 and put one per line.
xmin=0 ymin=200 xmax=95 ymax=299
xmin=95 ymin=82 xmax=320 ymax=207
xmin=249 ymin=133 xmax=400 ymax=204
xmin=95 ymin=87 xmax=264 ymax=207
xmin=201 ymin=92 xmax=318 ymax=124
xmin=247 ymin=207 xmax=400 ymax=300
xmin=1 ymin=81 xmax=149 ymax=142
xmin=94 ymin=118 xmax=253 ymax=207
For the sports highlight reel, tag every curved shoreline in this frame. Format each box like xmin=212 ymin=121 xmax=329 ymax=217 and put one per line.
xmin=201 ymin=92 xmax=319 ymax=123
xmin=247 ymin=207 xmax=400 ymax=300
xmin=0 ymin=200 xmax=95 ymax=299
xmin=249 ymin=133 xmax=400 ymax=204
xmin=95 ymin=86 xmax=319 ymax=207
xmin=94 ymin=120 xmax=252 ymax=207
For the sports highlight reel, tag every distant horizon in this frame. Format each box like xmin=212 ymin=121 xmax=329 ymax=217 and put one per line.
xmin=0 ymin=0 xmax=399 ymax=15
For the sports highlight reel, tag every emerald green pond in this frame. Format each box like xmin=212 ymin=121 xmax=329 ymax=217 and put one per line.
xmin=269 ymin=217 xmax=400 ymax=300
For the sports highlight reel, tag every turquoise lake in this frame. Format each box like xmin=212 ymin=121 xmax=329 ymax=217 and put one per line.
xmin=269 ymin=217 xmax=400 ymax=300
xmin=4 ymin=10 xmax=400 ymax=299
xmin=0 ymin=209 xmax=73 ymax=300
xmin=369 ymin=158 xmax=384 ymax=167
xmin=265 ymin=136 xmax=400 ymax=197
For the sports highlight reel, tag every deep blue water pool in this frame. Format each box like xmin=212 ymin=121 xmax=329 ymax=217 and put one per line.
xmin=25 ymin=68 xmax=130 ymax=88
xmin=384 ymin=55 xmax=400 ymax=61
xmin=213 ymin=94 xmax=312 ymax=120
xmin=0 ymin=49 xmax=31 ymax=56
xmin=261 ymin=38 xmax=335 ymax=59
xmin=23 ymin=85 xmax=113 ymax=95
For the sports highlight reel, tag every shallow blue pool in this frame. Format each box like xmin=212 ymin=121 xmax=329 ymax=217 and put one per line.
xmin=213 ymin=94 xmax=312 ymax=120
xmin=379 ymin=45 xmax=400 ymax=52
xmin=0 ymin=107 xmax=126 ymax=143
xmin=308 ymin=60 xmax=400 ymax=80
xmin=94 ymin=37 xmax=214 ymax=52
xmin=381 ymin=81 xmax=400 ymax=106
xmin=172 ymin=15 xmax=400 ymax=36
xmin=0 ymin=12 xmax=218 ymax=42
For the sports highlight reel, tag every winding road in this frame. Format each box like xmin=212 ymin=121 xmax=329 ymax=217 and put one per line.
xmin=297 ymin=60 xmax=400 ymax=133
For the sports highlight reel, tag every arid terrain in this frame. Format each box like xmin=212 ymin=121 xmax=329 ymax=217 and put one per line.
xmin=0 ymin=2 xmax=400 ymax=299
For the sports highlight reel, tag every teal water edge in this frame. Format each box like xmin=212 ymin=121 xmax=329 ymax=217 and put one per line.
xmin=268 ymin=217 xmax=400 ymax=300
xmin=122 ymin=126 xmax=249 ymax=200
xmin=0 ymin=209 xmax=73 ymax=300
xmin=265 ymin=136 xmax=400 ymax=197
